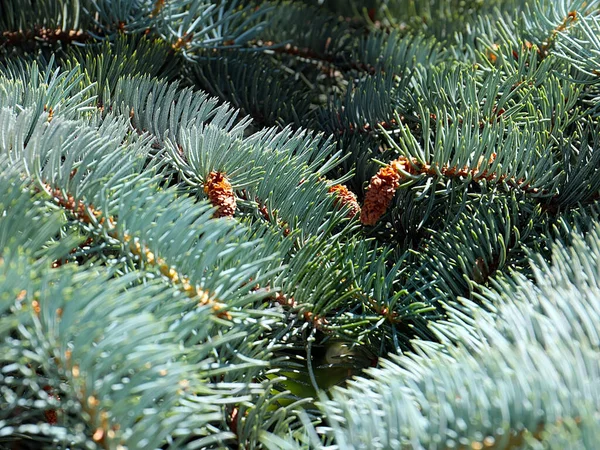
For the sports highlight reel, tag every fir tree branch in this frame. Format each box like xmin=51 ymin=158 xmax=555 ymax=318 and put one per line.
xmin=537 ymin=10 xmax=579 ymax=59
xmin=235 ymin=39 xmax=378 ymax=75
xmin=359 ymin=149 xmax=558 ymax=226
xmin=0 ymin=27 xmax=90 ymax=48
xmin=273 ymin=291 xmax=328 ymax=329
xmin=39 ymin=182 xmax=230 ymax=318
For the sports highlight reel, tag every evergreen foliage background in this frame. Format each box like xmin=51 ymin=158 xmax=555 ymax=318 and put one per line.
xmin=1 ymin=0 xmax=600 ymax=448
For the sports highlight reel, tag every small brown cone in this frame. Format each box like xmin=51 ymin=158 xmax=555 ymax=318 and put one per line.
xmin=43 ymin=385 xmax=59 ymax=425
xmin=360 ymin=158 xmax=407 ymax=226
xmin=45 ymin=408 xmax=58 ymax=425
xmin=329 ymin=184 xmax=360 ymax=218
xmin=204 ymin=172 xmax=236 ymax=218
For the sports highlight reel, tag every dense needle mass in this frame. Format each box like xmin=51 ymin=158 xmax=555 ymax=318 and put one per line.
xmin=1 ymin=1 xmax=600 ymax=449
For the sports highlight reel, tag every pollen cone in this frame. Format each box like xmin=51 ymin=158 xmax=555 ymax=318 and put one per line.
xmin=360 ymin=158 xmax=407 ymax=226
xmin=204 ymin=171 xmax=236 ymax=218
xmin=329 ymin=184 xmax=361 ymax=218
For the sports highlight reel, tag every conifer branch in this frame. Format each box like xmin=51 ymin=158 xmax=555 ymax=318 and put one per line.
xmin=0 ymin=28 xmax=91 ymax=48
xmin=237 ymin=190 xmax=291 ymax=236
xmin=5 ymin=1 xmax=600 ymax=447
xmin=40 ymin=183 xmax=230 ymax=319
xmin=538 ymin=10 xmax=578 ymax=59
xmin=273 ymin=292 xmax=328 ymax=329
xmin=240 ymin=39 xmax=377 ymax=75
xmin=359 ymin=154 xmax=551 ymax=226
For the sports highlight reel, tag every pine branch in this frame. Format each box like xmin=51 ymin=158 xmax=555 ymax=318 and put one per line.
xmin=537 ymin=10 xmax=579 ymax=59
xmin=359 ymin=153 xmax=549 ymax=226
xmin=40 ymin=182 xmax=229 ymax=317
xmin=286 ymin=220 xmax=600 ymax=449
xmin=0 ymin=27 xmax=90 ymax=47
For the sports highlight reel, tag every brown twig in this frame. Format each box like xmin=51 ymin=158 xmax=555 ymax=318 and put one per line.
xmin=274 ymin=292 xmax=328 ymax=329
xmin=218 ymin=37 xmax=380 ymax=80
xmin=238 ymin=190 xmax=291 ymax=236
xmin=252 ymin=284 xmax=328 ymax=329
xmin=0 ymin=28 xmax=90 ymax=48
